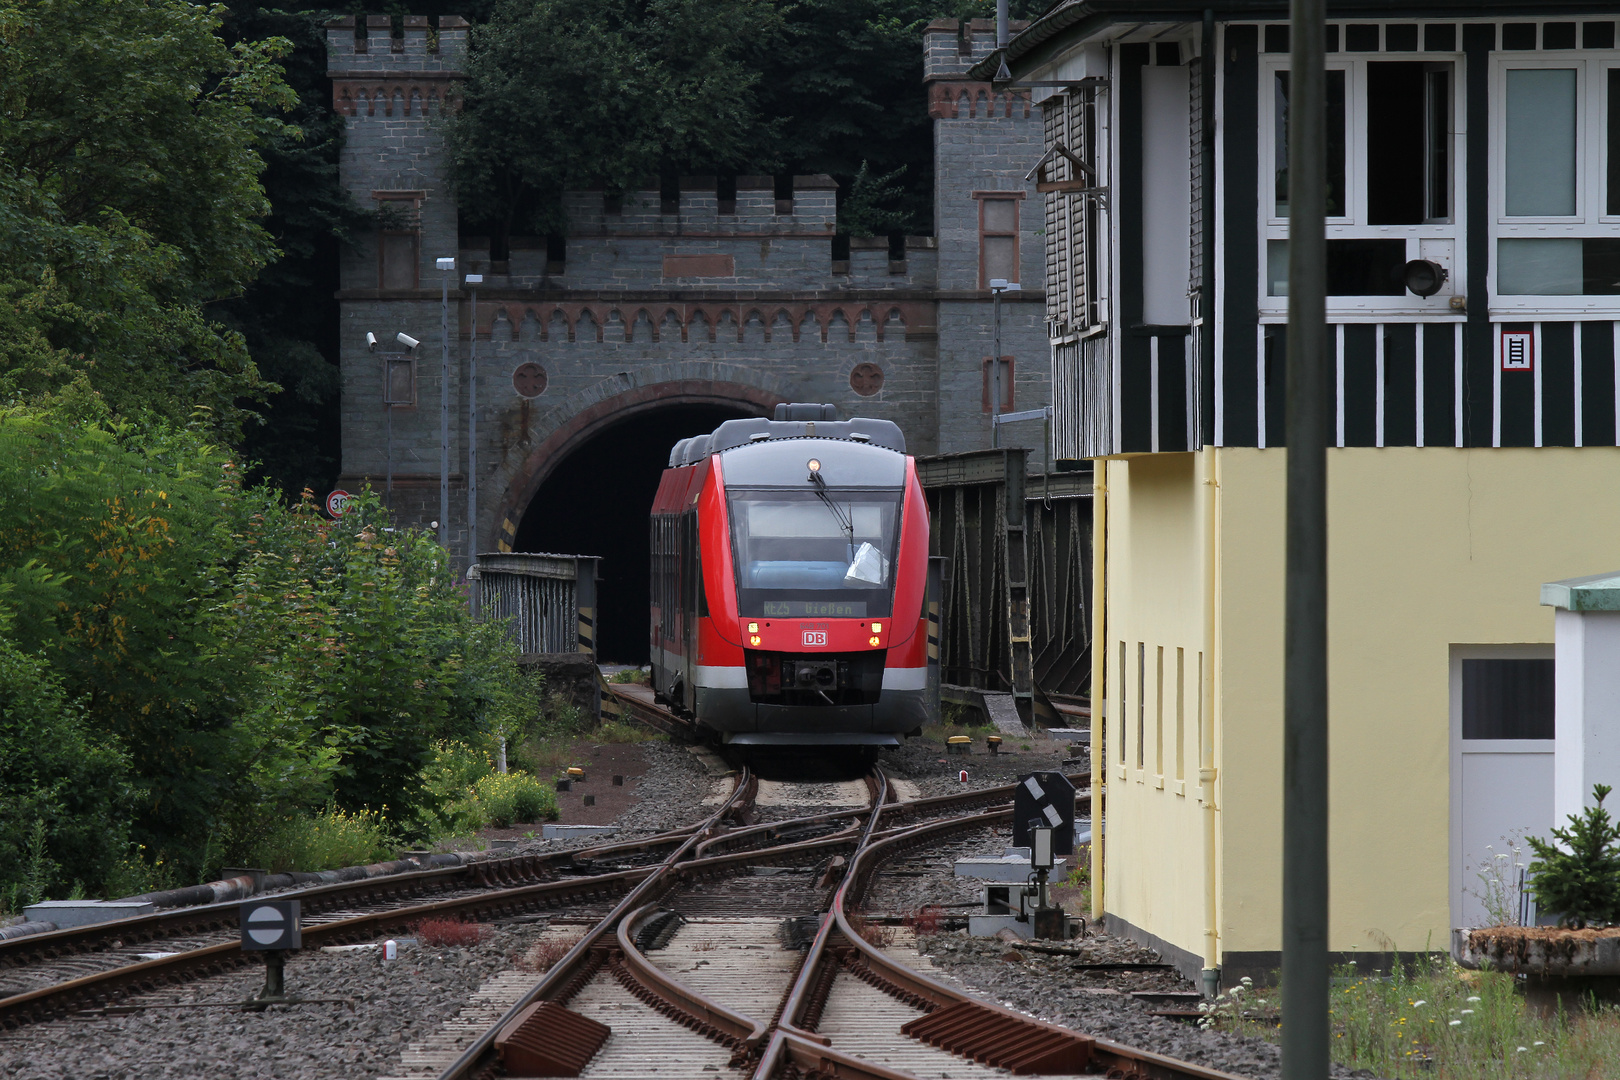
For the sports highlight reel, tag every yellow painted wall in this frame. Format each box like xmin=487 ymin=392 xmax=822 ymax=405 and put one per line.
xmin=1100 ymin=452 xmax=1214 ymax=959
xmin=1102 ymin=445 xmax=1620 ymax=965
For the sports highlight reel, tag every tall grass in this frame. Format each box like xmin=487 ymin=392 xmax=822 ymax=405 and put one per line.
xmin=1204 ymin=958 xmax=1620 ymax=1079
xmin=1329 ymin=960 xmax=1620 ymax=1078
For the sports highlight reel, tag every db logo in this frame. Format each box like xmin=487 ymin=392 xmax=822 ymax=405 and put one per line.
xmin=802 ymin=630 xmax=828 ymax=648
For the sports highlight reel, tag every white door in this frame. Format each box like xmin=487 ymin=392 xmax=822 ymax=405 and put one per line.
xmin=1450 ymin=646 xmax=1556 ymax=930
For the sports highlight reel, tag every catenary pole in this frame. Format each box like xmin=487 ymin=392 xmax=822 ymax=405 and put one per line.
xmin=1283 ymin=2 xmax=1329 ymax=1079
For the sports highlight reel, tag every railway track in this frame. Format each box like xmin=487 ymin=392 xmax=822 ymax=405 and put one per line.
xmin=410 ymin=753 xmax=1239 ymax=1080
xmin=1 ymin=692 xmax=1230 ymax=1080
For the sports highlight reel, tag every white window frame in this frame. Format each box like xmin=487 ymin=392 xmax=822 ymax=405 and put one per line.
xmin=1490 ymin=52 xmax=1620 ymax=316
xmin=1259 ymin=51 xmax=1467 ymax=321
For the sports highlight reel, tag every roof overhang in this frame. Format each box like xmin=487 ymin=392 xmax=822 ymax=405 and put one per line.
xmin=973 ymin=1 xmax=1620 ymax=83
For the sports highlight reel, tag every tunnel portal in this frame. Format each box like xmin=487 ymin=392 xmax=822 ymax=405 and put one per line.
xmin=512 ymin=403 xmax=754 ymax=664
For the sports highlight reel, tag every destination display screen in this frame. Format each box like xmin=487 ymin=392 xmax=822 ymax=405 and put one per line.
xmin=762 ymin=600 xmax=867 ymax=618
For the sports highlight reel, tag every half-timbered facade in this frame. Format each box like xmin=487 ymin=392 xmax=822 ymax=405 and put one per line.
xmin=989 ymin=2 xmax=1620 ymax=988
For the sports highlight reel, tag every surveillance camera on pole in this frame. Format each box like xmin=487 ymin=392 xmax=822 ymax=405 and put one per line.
xmin=396 ymin=332 xmax=420 ymax=352
xmin=366 ymin=331 xmax=378 ymax=352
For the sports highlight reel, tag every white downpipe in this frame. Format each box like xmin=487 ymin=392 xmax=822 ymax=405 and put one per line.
xmin=1200 ymin=447 xmax=1221 ymax=995
xmin=1090 ymin=462 xmax=1108 ymax=921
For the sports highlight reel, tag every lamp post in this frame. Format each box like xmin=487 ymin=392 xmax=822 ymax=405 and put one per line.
xmin=465 ymin=273 xmax=482 ymax=616
xmin=436 ymin=256 xmax=455 ymax=550
xmin=988 ymin=278 xmax=1020 ymax=448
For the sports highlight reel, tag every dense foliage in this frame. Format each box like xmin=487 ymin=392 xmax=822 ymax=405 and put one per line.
xmin=0 ymin=0 xmax=298 ymax=441
xmin=447 ymin=0 xmax=1053 ymax=247
xmin=0 ymin=403 xmax=530 ymax=902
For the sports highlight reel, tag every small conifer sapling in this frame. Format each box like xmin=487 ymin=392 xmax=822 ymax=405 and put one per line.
xmin=1525 ymin=783 xmax=1620 ymax=929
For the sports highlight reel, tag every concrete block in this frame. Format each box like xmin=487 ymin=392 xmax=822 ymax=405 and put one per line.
xmin=541 ymin=824 xmax=619 ymax=840
xmin=954 ymin=854 xmax=1068 ymax=882
xmin=969 ymin=914 xmax=1031 ymax=938
xmin=1047 ymin=728 xmax=1091 ymax=744
xmin=25 ymin=900 xmax=155 ymax=927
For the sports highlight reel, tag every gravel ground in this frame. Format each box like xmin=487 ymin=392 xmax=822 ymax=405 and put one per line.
xmin=0 ymin=923 xmax=554 ymax=1080
xmin=913 ymin=933 xmax=1377 ymax=1080
xmin=878 ymin=734 xmax=1086 ymax=798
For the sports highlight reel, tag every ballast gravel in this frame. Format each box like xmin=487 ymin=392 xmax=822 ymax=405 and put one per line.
xmin=913 ymin=933 xmax=1380 ymax=1080
xmin=0 ymin=923 xmax=554 ymax=1080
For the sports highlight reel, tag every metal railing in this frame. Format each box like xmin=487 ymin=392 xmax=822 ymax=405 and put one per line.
xmin=471 ymin=552 xmax=600 ymax=655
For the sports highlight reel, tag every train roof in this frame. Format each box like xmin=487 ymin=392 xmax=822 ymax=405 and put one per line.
xmin=665 ymin=403 xmax=905 ymax=467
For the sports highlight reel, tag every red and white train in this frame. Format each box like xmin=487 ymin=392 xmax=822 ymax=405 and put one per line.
xmin=649 ymin=404 xmax=931 ymax=746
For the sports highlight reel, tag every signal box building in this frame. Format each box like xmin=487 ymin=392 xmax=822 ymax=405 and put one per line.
xmin=988 ymin=3 xmax=1620 ymax=985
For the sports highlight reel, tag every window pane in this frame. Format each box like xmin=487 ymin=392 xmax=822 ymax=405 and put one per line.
xmin=1462 ymin=658 xmax=1554 ymax=739
xmin=1275 ymin=70 xmax=1346 ymax=218
xmin=1368 ymin=62 xmax=1428 ymax=224
xmin=1584 ymin=237 xmax=1620 ymax=294
xmin=1428 ymin=69 xmax=1450 ymax=221
xmin=982 ymin=235 xmax=1017 ymax=282
xmin=1268 ymin=238 xmax=1407 ymax=295
xmin=1505 ymin=68 xmax=1577 ymax=216
xmin=380 ymin=232 xmax=418 ymax=289
xmin=1267 ymin=239 xmax=1290 ymax=296
xmin=1609 ymin=68 xmax=1620 ymax=216
xmin=982 ymin=198 xmax=1017 ymax=233
xmin=1498 ymin=238 xmax=1584 ymax=293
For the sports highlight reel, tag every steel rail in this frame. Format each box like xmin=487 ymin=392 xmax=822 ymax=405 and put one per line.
xmin=0 ymin=784 xmax=930 ymax=1032
xmin=807 ymin=805 xmax=1252 ymax=1080
xmin=431 ymin=766 xmax=757 ymax=1080
xmin=0 ymin=776 xmax=766 ymax=1029
xmin=591 ymin=770 xmax=890 ymax=1075
xmin=0 ymin=862 xmax=664 ymax=1030
xmin=0 ymin=849 xmax=592 ymax=972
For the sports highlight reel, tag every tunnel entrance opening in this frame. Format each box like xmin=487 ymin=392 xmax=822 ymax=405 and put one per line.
xmin=512 ymin=403 xmax=754 ymax=664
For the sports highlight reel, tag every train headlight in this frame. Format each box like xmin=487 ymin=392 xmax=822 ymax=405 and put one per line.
xmin=869 ymin=636 xmax=881 ymax=646
xmin=807 ymin=458 xmax=821 ymax=473
xmin=871 ymin=623 xmax=882 ymax=633
xmin=748 ymin=622 xmax=758 ymax=633
xmin=750 ymin=635 xmax=761 ymax=646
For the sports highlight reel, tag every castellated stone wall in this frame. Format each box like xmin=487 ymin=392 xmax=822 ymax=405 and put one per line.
xmin=924 ymin=18 xmax=1046 ymax=458
xmin=327 ymin=15 xmax=1047 ymax=566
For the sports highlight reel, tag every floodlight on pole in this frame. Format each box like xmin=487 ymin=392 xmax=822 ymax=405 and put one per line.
xmin=438 ymin=258 xmax=454 ymax=551
xmin=988 ymin=279 xmax=1019 ymax=448
xmin=465 ymin=273 xmax=483 ymax=616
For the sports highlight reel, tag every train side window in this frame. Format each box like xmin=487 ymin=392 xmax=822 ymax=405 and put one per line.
xmin=695 ymin=527 xmax=709 ymax=617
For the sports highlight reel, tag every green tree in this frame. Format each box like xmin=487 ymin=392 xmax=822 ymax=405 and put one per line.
xmin=1526 ymin=784 xmax=1620 ymax=928
xmin=0 ymin=0 xmax=297 ymax=439
xmin=445 ymin=0 xmax=781 ymax=247
xmin=220 ymin=4 xmax=378 ymax=501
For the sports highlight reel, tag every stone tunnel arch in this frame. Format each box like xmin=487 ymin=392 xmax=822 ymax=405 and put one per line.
xmin=497 ymin=380 xmax=785 ymax=662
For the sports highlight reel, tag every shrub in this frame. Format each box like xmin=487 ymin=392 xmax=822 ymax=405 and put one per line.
xmin=0 ymin=619 xmax=134 ymax=905
xmin=416 ymin=917 xmax=488 ymax=948
xmin=903 ymin=905 xmax=945 ymax=937
xmin=474 ymin=771 xmax=557 ymax=828
xmin=246 ymin=806 xmax=395 ymax=873
xmin=1526 ymin=783 xmax=1620 ymax=928
xmin=418 ymin=740 xmax=495 ymax=840
xmin=517 ymin=934 xmax=581 ymax=972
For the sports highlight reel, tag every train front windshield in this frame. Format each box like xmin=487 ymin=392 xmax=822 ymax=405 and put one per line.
xmin=728 ymin=488 xmax=903 ymax=618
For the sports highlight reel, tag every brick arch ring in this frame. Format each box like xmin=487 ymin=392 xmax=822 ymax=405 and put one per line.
xmin=489 ymin=379 xmax=786 ymax=550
